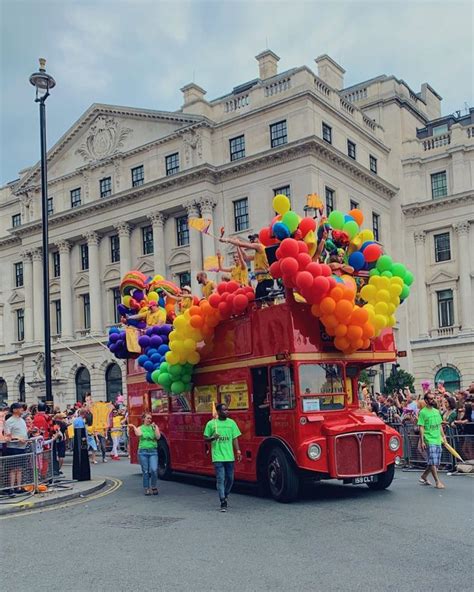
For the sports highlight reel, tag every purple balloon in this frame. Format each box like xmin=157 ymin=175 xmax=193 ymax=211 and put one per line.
xmin=145 ymin=328 xmax=153 ymax=336
xmin=160 ymin=324 xmax=172 ymax=335
xmin=117 ymin=304 xmax=128 ymax=316
xmin=109 ymin=333 xmax=120 ymax=343
xmin=151 ymin=326 xmax=162 ymax=335
xmin=134 ymin=290 xmax=145 ymax=302
xmin=138 ymin=335 xmax=151 ymax=348
xmin=137 ymin=321 xmax=146 ymax=330
xmin=150 ymin=335 xmax=163 ymax=347
xmin=109 ymin=343 xmax=118 ymax=353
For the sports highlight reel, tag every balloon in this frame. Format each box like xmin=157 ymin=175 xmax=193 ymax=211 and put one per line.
xmin=369 ymin=268 xmax=380 ymax=277
xmin=363 ymin=243 xmax=383 ymax=262
xmin=190 ymin=315 xmax=204 ymax=329
xmin=151 ymin=369 xmax=161 ymax=383
xmin=259 ymin=227 xmax=275 ymax=247
xmin=158 ymin=344 xmax=169 ymax=355
xmin=269 ymin=261 xmax=282 ymax=278
xmin=377 ymin=289 xmax=390 ymax=303
xmin=391 ymin=263 xmax=407 ymax=278
xmin=188 ymin=351 xmax=200 ymax=365
xmin=208 ymin=293 xmax=221 ymax=308
xmin=375 ymin=302 xmax=389 ymax=315
xmin=343 ymin=220 xmax=359 ymax=240
xmin=279 ymin=238 xmax=299 ymax=259
xmin=281 ymin=211 xmax=299 ymax=234
xmin=350 ymin=306 xmax=369 ymax=325
xmin=347 ymin=325 xmax=363 ymax=341
xmin=297 ymin=253 xmax=312 ymax=270
xmin=311 ymin=303 xmax=321 ymax=317
xmin=171 ymin=381 xmax=185 ymax=394
xmin=273 ymin=222 xmax=291 ymax=240
xmin=330 ymin=287 xmax=344 ymax=302
xmin=328 ymin=210 xmax=345 ymax=230
xmin=381 ymin=271 xmax=393 ymax=278
xmin=335 ymin=324 xmax=348 ymax=337
xmin=348 ymin=251 xmax=365 ymax=271
xmin=349 ymin=209 xmax=364 ymax=226
xmin=376 ymin=255 xmax=393 ymax=273
xmin=143 ymin=361 xmax=154 ymax=371
xmin=335 ymin=299 xmax=353 ymax=320
xmin=147 ymin=291 xmax=159 ymax=302
xmin=334 ymin=337 xmax=350 ymax=351
xmin=296 ymin=271 xmax=314 ymax=291
xmin=322 ymin=314 xmax=339 ymax=329
xmin=166 ymin=351 xmax=179 ymax=365
xmin=298 ymin=217 xmax=316 ymax=237
xmin=158 ymin=372 xmax=172 ymax=387
xmin=234 ymin=294 xmax=248 ymax=311
xmin=359 ymin=229 xmax=374 ymax=242
xmin=313 ymin=276 xmax=330 ymax=297
xmin=400 ymin=285 xmax=410 ymax=299
xmin=150 ymin=335 xmax=163 ymax=347
xmin=404 ymin=271 xmax=414 ymax=286
xmin=272 ymin=193 xmax=291 ymax=215
xmin=280 ymin=257 xmax=299 ymax=276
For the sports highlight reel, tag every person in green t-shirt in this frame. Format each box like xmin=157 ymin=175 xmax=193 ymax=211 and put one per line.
xmin=203 ymin=403 xmax=242 ymax=512
xmin=417 ymin=392 xmax=447 ymax=489
xmin=129 ymin=412 xmax=161 ymax=496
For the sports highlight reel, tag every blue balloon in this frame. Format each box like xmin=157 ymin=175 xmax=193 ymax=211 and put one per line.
xmin=157 ymin=344 xmax=169 ymax=355
xmin=360 ymin=241 xmax=375 ymax=251
xmin=137 ymin=354 xmax=148 ymax=366
xmin=109 ymin=327 xmax=121 ymax=334
xmin=147 ymin=348 xmax=157 ymax=356
xmin=348 ymin=251 xmax=365 ymax=271
xmin=143 ymin=360 xmax=154 ymax=371
xmin=273 ymin=222 xmax=291 ymax=240
xmin=145 ymin=372 xmax=153 ymax=383
xmin=151 ymin=353 xmax=161 ymax=364
xmin=344 ymin=215 xmax=355 ymax=223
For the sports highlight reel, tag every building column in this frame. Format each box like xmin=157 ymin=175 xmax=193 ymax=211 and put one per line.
xmin=414 ymin=231 xmax=429 ymax=338
xmin=198 ymin=197 xmax=217 ymax=282
xmin=56 ymin=240 xmax=73 ymax=340
xmin=185 ymin=200 xmax=203 ymax=294
xmin=22 ymin=250 xmax=34 ymax=343
xmin=454 ymin=221 xmax=472 ymax=331
xmin=149 ymin=212 xmax=167 ymax=278
xmin=32 ymin=248 xmax=44 ymax=342
xmin=114 ymin=221 xmax=132 ymax=279
xmin=83 ymin=231 xmax=103 ymax=336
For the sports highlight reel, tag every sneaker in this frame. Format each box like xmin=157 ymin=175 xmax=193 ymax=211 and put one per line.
xmin=93 ymin=460 xmax=98 ymax=464
xmin=103 ymin=459 xmax=108 ymax=463
xmin=224 ymin=496 xmax=229 ymax=507
xmin=220 ymin=500 xmax=227 ymax=512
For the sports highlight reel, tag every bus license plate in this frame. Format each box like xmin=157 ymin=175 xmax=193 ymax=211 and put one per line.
xmin=353 ymin=475 xmax=378 ymax=484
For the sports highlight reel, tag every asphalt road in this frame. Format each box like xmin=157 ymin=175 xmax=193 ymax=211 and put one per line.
xmin=2 ymin=460 xmax=472 ymax=592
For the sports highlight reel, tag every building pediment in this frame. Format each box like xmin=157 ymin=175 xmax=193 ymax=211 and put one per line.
xmin=136 ymin=258 xmax=154 ymax=275
xmin=429 ymin=269 xmax=458 ymax=284
xmin=103 ymin=266 xmax=121 ymax=282
xmin=73 ymin=274 xmax=90 ymax=290
xmin=8 ymin=290 xmax=24 ymax=305
xmin=169 ymin=249 xmax=191 ymax=267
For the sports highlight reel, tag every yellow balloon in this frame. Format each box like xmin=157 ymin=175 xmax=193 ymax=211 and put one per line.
xmin=188 ymin=351 xmax=200 ymax=365
xmin=377 ymin=289 xmax=390 ymax=303
xmin=390 ymin=284 xmax=403 ymax=298
xmin=360 ymin=229 xmax=375 ymax=242
xmin=378 ymin=277 xmax=390 ymax=290
xmin=169 ymin=330 xmax=178 ymax=342
xmin=152 ymin=275 xmax=164 ymax=283
xmin=174 ymin=316 xmax=187 ymax=331
xmin=183 ymin=338 xmax=196 ymax=351
xmin=374 ymin=314 xmax=387 ymax=330
xmin=387 ymin=303 xmax=396 ymax=315
xmin=122 ymin=295 xmax=131 ymax=307
xmin=360 ymin=284 xmax=377 ymax=302
xmin=390 ymin=296 xmax=400 ymax=307
xmin=272 ymin=194 xmax=291 ymax=215
xmin=147 ymin=291 xmax=159 ymax=302
xmin=375 ymin=301 xmax=389 ymax=315
xmin=387 ymin=315 xmax=397 ymax=327
xmin=166 ymin=351 xmax=179 ymax=365
xmin=391 ymin=276 xmax=404 ymax=287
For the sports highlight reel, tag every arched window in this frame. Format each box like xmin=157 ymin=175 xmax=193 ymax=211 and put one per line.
xmin=0 ymin=378 xmax=7 ymax=405
xmin=435 ymin=366 xmax=461 ymax=393
xmin=75 ymin=367 xmax=91 ymax=403
xmin=19 ymin=377 xmax=25 ymax=403
xmin=105 ymin=363 xmax=122 ymax=403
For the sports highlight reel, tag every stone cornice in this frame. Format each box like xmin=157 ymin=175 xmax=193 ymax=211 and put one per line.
xmin=402 ymin=191 xmax=474 ymax=217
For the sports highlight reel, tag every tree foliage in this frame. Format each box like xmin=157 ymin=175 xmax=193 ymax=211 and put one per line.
xmin=383 ymin=368 xmax=415 ymax=395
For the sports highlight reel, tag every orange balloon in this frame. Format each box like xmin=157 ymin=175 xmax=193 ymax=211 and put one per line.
xmin=334 ymin=336 xmax=350 ymax=351
xmin=349 ymin=209 xmax=364 ymax=226
xmin=190 ymin=315 xmax=204 ymax=329
xmin=335 ymin=299 xmax=353 ymax=321
xmin=311 ymin=303 xmax=321 ymax=317
xmin=335 ymin=324 xmax=348 ymax=337
xmin=199 ymin=300 xmax=211 ymax=314
xmin=362 ymin=322 xmax=375 ymax=339
xmin=189 ymin=305 xmax=201 ymax=316
xmin=350 ymin=306 xmax=369 ymax=325
xmin=320 ymin=297 xmax=336 ymax=315
xmin=330 ymin=287 xmax=344 ymax=302
xmin=322 ymin=314 xmax=339 ymax=329
xmin=353 ymin=338 xmax=364 ymax=350
xmin=347 ymin=325 xmax=363 ymax=341
xmin=326 ymin=326 xmax=336 ymax=337
xmin=362 ymin=338 xmax=371 ymax=349
xmin=341 ymin=278 xmax=357 ymax=297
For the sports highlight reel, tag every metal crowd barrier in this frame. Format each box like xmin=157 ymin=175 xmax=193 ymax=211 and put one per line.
xmin=0 ymin=438 xmax=54 ymax=496
xmin=386 ymin=421 xmax=474 ymax=470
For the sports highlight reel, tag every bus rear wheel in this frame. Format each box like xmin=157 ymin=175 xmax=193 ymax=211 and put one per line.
xmin=266 ymin=447 xmax=300 ymax=503
xmin=157 ymin=439 xmax=172 ymax=481
xmin=367 ymin=464 xmax=395 ymax=490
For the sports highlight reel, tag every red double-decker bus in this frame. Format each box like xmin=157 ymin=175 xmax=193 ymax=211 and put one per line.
xmin=127 ymin=297 xmax=402 ymax=502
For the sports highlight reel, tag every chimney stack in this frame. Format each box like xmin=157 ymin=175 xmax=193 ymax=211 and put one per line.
xmin=255 ymin=50 xmax=280 ymax=80
xmin=315 ymin=54 xmax=345 ymax=90
xmin=181 ymin=83 xmax=207 ymax=107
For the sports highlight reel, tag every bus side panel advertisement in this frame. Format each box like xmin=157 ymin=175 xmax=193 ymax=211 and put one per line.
xmin=220 ymin=382 xmax=249 ymax=410
xmin=194 ymin=385 xmax=218 ymax=413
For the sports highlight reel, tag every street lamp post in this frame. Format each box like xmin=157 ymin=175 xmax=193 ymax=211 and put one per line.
xmin=29 ymin=59 xmax=56 ymax=404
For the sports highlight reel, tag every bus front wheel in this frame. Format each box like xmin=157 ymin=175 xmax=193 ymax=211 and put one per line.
xmin=266 ymin=447 xmax=300 ymax=503
xmin=367 ymin=464 xmax=395 ymax=490
xmin=157 ymin=438 xmax=172 ymax=480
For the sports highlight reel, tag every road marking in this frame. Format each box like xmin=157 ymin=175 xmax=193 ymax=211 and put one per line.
xmin=0 ymin=477 xmax=122 ymax=520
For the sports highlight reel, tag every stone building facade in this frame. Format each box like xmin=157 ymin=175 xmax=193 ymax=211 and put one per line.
xmin=0 ymin=50 xmax=472 ymax=405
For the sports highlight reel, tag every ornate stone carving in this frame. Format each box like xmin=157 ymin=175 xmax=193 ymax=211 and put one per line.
xmin=114 ymin=221 xmax=131 ymax=237
xmin=21 ymin=249 xmax=33 ymax=262
xmin=83 ymin=231 xmax=100 ymax=246
xmin=454 ymin=221 xmax=470 ymax=236
xmin=32 ymin=352 xmax=45 ymax=381
xmin=31 ymin=248 xmax=43 ymax=261
xmin=184 ymin=200 xmax=200 ymax=217
xmin=76 ymin=116 xmax=132 ymax=163
xmin=81 ymin=171 xmax=90 ymax=199
xmin=198 ymin=197 xmax=217 ymax=214
xmin=51 ymin=352 xmax=62 ymax=380
xmin=183 ymin=129 xmax=202 ymax=166
xmin=149 ymin=212 xmax=167 ymax=227
xmin=113 ymin=157 xmax=122 ymax=191
xmin=414 ymin=231 xmax=426 ymax=245
xmin=55 ymin=240 xmax=71 ymax=254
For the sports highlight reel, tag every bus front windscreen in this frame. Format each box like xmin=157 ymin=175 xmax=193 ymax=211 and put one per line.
xmin=299 ymin=363 xmax=345 ymax=411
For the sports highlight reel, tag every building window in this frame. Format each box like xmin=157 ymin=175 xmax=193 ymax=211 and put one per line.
xmin=110 ymin=235 xmax=120 ymax=263
xmin=52 ymin=251 xmax=60 ymax=278
xmin=131 ymin=165 xmax=144 ymax=187
xmin=142 ymin=225 xmax=154 ymax=255
xmin=177 ymin=272 xmax=191 ymax=290
xmin=19 ymin=377 xmax=25 ymax=403
xmin=0 ymin=378 xmax=8 ymax=405
xmin=437 ymin=289 xmax=454 ymax=328
xmin=431 ymin=171 xmax=447 ymax=199
xmin=112 ymin=287 xmax=121 ymax=324
xmin=12 ymin=213 xmax=21 ymax=227
xmin=75 ymin=367 xmax=91 ymax=403
xmin=325 ymin=187 xmax=335 ymax=214
xmin=71 ymin=188 xmax=81 ymax=208
xmin=434 ymin=232 xmax=451 ymax=262
xmin=347 ymin=140 xmax=356 ymax=160
xmin=105 ymin=363 xmax=123 ymax=403
xmin=176 ymin=216 xmax=189 ymax=247
xmin=47 ymin=197 xmax=54 ymax=216
xmin=100 ymin=177 xmax=112 ymax=198
xmin=229 ymin=135 xmax=246 ymax=161
xmin=233 ymin=198 xmax=249 ymax=232
xmin=270 ymin=120 xmax=287 ymax=148
xmin=350 ymin=199 xmax=359 ymax=211
xmin=166 ymin=152 xmax=180 ymax=176
xmin=53 ymin=300 xmax=62 ymax=335
xmin=435 ymin=366 xmax=460 ymax=393
xmin=80 ymin=244 xmax=89 ymax=271
xmin=82 ymin=294 xmax=91 ymax=329
xmin=16 ymin=309 xmax=25 ymax=341
xmin=369 ymin=155 xmax=377 ymax=174
xmin=273 ymin=185 xmax=291 ymax=198
xmin=322 ymin=122 xmax=332 ymax=144
xmin=14 ymin=262 xmax=23 ymax=288
xmin=372 ymin=212 xmax=380 ymax=241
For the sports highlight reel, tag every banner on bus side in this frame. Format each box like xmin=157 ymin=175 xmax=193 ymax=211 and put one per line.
xmin=219 ymin=382 xmax=249 ymax=410
xmin=194 ymin=385 xmax=218 ymax=413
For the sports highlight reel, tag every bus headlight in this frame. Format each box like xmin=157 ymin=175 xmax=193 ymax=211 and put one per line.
xmin=389 ymin=436 xmax=400 ymax=452
xmin=307 ymin=443 xmax=322 ymax=460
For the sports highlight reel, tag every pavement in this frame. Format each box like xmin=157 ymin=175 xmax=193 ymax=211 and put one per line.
xmin=1 ymin=459 xmax=472 ymax=592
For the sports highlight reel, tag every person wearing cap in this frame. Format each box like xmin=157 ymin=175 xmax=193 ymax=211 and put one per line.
xmin=220 ymin=234 xmax=272 ymax=300
xmin=178 ymin=286 xmax=193 ymax=313
xmin=217 ymin=247 xmax=249 ymax=286
xmin=196 ymin=272 xmax=216 ymax=298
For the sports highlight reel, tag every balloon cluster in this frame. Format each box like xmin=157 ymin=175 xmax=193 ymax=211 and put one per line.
xmin=107 ymin=327 xmax=129 ymax=358
xmin=208 ymin=281 xmax=256 ymax=318
xmin=136 ymin=324 xmax=172 ymax=382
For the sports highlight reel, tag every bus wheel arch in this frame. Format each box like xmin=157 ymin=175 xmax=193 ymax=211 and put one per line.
xmin=156 ymin=436 xmax=172 ymax=481
xmin=257 ymin=438 xmax=299 ymax=503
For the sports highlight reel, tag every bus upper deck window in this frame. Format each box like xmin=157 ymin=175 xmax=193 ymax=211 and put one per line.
xmin=271 ymin=365 xmax=295 ymax=410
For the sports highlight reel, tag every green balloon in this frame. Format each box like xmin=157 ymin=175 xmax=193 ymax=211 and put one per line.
xmin=182 ymin=373 xmax=192 ymax=384
xmin=183 ymin=383 xmax=192 ymax=393
xmin=171 ymin=380 xmax=185 ymax=394
xmin=151 ymin=369 xmax=161 ymax=383
xmin=369 ymin=268 xmax=380 ymax=277
xmin=158 ymin=372 xmax=172 ymax=386
xmin=282 ymin=211 xmax=299 ymax=234
xmin=183 ymin=363 xmax=193 ymax=373
xmin=343 ymin=220 xmax=359 ymax=239
xmin=325 ymin=239 xmax=336 ymax=252
xmin=328 ymin=210 xmax=345 ymax=230
xmin=381 ymin=271 xmax=393 ymax=278
xmin=376 ymin=255 xmax=393 ymax=272
xmin=392 ymin=263 xmax=407 ymax=279
xmin=169 ymin=364 xmax=182 ymax=377
xmin=400 ymin=285 xmax=410 ymax=300
xmin=404 ymin=270 xmax=414 ymax=286
xmin=159 ymin=362 xmax=169 ymax=373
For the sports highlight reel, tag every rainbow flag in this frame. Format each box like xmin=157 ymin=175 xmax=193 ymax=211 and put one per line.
xmin=189 ymin=217 xmax=212 ymax=234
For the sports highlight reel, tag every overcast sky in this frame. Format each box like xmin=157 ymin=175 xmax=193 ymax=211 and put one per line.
xmin=0 ymin=0 xmax=472 ymax=184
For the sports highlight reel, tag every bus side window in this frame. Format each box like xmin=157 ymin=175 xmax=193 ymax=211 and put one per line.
xmin=270 ymin=365 xmax=295 ymax=410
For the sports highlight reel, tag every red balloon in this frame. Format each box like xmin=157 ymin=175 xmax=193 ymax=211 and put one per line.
xmin=298 ymin=217 xmax=316 ymax=237
xmin=293 ymin=229 xmax=303 ymax=241
xmin=297 ymin=253 xmax=312 ymax=270
xmin=306 ymin=262 xmax=322 ymax=277
xmin=298 ymin=241 xmax=309 ymax=254
xmin=246 ymin=291 xmax=255 ymax=302
xmin=321 ymin=264 xmax=332 ymax=277
xmin=313 ymin=276 xmax=330 ymax=297
xmin=327 ymin=276 xmax=338 ymax=290
xmin=218 ymin=301 xmax=231 ymax=317
xmin=233 ymin=294 xmax=248 ymax=311
xmin=363 ymin=244 xmax=382 ymax=263
xmin=217 ymin=282 xmax=227 ymax=295
xmin=280 ymin=257 xmax=299 ymax=277
xmin=270 ymin=261 xmax=282 ymax=278
xmin=259 ymin=227 xmax=274 ymax=247
xmin=278 ymin=238 xmax=300 ymax=259
xmin=296 ymin=271 xmax=314 ymax=291
xmin=208 ymin=293 xmax=221 ymax=308
xmin=221 ymin=292 xmax=229 ymax=302
xmin=282 ymin=274 xmax=296 ymax=289
xmin=226 ymin=281 xmax=239 ymax=293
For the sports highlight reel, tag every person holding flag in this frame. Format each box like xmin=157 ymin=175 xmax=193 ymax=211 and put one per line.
xmin=217 ymin=248 xmax=249 ymax=286
xmin=204 ymin=403 xmax=242 ymax=512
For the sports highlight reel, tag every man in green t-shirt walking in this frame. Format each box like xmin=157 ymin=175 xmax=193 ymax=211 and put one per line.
xmin=204 ymin=403 xmax=242 ymax=512
xmin=418 ymin=392 xmax=447 ymax=489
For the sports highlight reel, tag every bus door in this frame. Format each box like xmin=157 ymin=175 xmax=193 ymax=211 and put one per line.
xmin=269 ymin=364 xmax=296 ymax=445
xmin=251 ymin=367 xmax=271 ymax=437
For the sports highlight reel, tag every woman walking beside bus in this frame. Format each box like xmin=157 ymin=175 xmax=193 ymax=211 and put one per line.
xmin=129 ymin=413 xmax=161 ymax=496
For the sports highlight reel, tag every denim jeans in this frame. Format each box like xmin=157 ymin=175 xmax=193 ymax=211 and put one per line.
xmin=214 ymin=461 xmax=235 ymax=501
xmin=96 ymin=434 xmax=106 ymax=461
xmin=138 ymin=449 xmax=158 ymax=489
